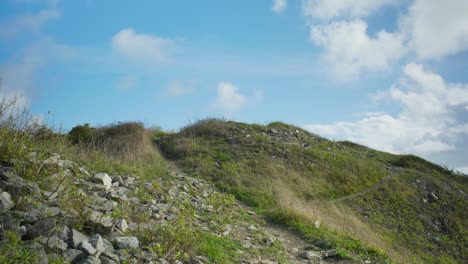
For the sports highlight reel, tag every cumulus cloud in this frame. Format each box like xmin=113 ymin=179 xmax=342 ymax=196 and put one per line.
xmin=304 ymin=63 xmax=468 ymax=156
xmin=0 ymin=5 xmax=60 ymax=40
xmin=400 ymin=0 xmax=468 ymax=59
xmin=302 ymin=0 xmax=396 ymax=20
xmin=310 ymin=19 xmax=406 ymax=80
xmin=111 ymin=28 xmax=173 ymax=64
xmin=165 ymin=80 xmax=194 ymax=97
xmin=213 ymin=82 xmax=248 ymax=115
xmin=304 ymin=0 xmax=468 ymax=80
xmin=272 ymin=0 xmax=287 ymax=14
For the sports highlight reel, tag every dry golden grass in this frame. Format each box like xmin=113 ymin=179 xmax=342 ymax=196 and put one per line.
xmin=274 ymin=183 xmax=418 ymax=263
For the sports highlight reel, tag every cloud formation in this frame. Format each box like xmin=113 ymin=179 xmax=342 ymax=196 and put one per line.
xmin=400 ymin=0 xmax=468 ymax=59
xmin=272 ymin=0 xmax=287 ymax=14
xmin=213 ymin=82 xmax=247 ymax=115
xmin=305 ymin=63 xmax=468 ymax=156
xmin=111 ymin=28 xmax=173 ymax=64
xmin=302 ymin=0 xmax=396 ymax=20
xmin=310 ymin=19 xmax=406 ymax=80
xmin=305 ymin=0 xmax=468 ymax=80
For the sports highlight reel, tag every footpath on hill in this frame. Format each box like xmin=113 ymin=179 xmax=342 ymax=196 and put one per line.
xmin=167 ymin=161 xmax=355 ymax=264
xmin=0 ymin=151 xmax=356 ymax=264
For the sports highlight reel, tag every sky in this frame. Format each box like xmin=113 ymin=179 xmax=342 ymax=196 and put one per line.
xmin=1 ymin=0 xmax=468 ymax=173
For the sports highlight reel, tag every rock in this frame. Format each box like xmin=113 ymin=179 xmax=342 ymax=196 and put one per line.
xmin=314 ymin=239 xmax=331 ymax=249
xmin=114 ymin=218 xmax=128 ymax=232
xmin=25 ymin=218 xmax=56 ymax=239
xmin=263 ymin=237 xmax=275 ymax=247
xmin=0 ymin=176 xmax=27 ymax=194
xmin=113 ymin=236 xmax=139 ymax=250
xmin=165 ymin=214 xmax=177 ymax=221
xmin=222 ymin=224 xmax=232 ymax=236
xmin=88 ymin=210 xmax=113 ymax=228
xmin=99 ymin=256 xmax=118 ymax=264
xmin=33 ymin=206 xmax=61 ymax=219
xmin=89 ymin=234 xmax=105 ymax=256
xmin=63 ymin=248 xmax=87 ymax=263
xmin=55 ymin=225 xmax=72 ymax=243
xmin=0 ymin=167 xmax=16 ymax=181
xmin=91 ymin=173 xmax=112 ymax=190
xmin=45 ymin=235 xmax=68 ymax=251
xmin=71 ymin=228 xmax=89 ymax=248
xmin=44 ymin=153 xmax=61 ymax=164
xmin=299 ymin=251 xmax=321 ymax=261
xmin=58 ymin=160 xmax=75 ymax=169
xmin=102 ymin=237 xmax=114 ymax=252
xmin=322 ymin=249 xmax=338 ymax=258
xmin=81 ymin=240 xmax=97 ymax=255
xmin=76 ymin=255 xmax=102 ymax=264
xmin=247 ymin=224 xmax=258 ymax=231
xmin=314 ymin=220 xmax=320 ymax=228
xmin=121 ymin=175 xmax=135 ymax=186
xmin=100 ymin=250 xmax=120 ymax=263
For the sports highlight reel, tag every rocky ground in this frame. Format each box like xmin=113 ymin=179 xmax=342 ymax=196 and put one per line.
xmin=0 ymin=153 xmax=356 ymax=264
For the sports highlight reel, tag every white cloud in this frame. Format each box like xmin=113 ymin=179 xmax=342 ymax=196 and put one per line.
xmin=165 ymin=80 xmax=193 ymax=97
xmin=400 ymin=0 xmax=468 ymax=60
xmin=302 ymin=0 xmax=397 ymax=20
xmin=304 ymin=63 xmax=468 ymax=156
xmin=111 ymin=28 xmax=173 ymax=64
xmin=310 ymin=19 xmax=406 ymax=80
xmin=272 ymin=0 xmax=287 ymax=14
xmin=0 ymin=7 xmax=60 ymax=40
xmin=213 ymin=82 xmax=247 ymax=115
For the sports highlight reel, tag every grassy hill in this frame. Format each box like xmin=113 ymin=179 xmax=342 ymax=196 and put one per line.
xmin=1 ymin=91 xmax=466 ymax=263
xmin=158 ymin=118 xmax=468 ymax=263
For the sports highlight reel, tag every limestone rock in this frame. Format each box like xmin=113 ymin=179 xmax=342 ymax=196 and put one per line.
xmin=91 ymin=173 xmax=112 ymax=190
xmin=90 ymin=234 xmax=105 ymax=256
xmin=81 ymin=240 xmax=97 ymax=255
xmin=63 ymin=249 xmax=86 ymax=263
xmin=114 ymin=218 xmax=128 ymax=232
xmin=299 ymin=251 xmax=321 ymax=261
xmin=71 ymin=228 xmax=89 ymax=248
xmin=0 ymin=192 xmax=14 ymax=213
xmin=113 ymin=236 xmax=139 ymax=250
xmin=76 ymin=255 xmax=101 ymax=264
xmin=25 ymin=218 xmax=55 ymax=240
xmin=322 ymin=249 xmax=338 ymax=258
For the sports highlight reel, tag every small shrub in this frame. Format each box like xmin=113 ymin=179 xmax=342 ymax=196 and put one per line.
xmin=180 ymin=118 xmax=230 ymax=138
xmin=69 ymin=123 xmax=94 ymax=144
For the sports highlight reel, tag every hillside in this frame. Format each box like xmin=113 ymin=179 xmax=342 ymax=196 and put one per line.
xmin=0 ymin=107 xmax=466 ymax=263
xmin=159 ymin=119 xmax=468 ymax=263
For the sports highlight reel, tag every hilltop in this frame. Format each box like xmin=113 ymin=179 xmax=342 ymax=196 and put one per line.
xmin=159 ymin=119 xmax=467 ymax=263
xmin=0 ymin=112 xmax=466 ymax=263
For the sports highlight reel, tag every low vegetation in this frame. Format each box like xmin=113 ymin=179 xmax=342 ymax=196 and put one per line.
xmin=159 ymin=118 xmax=468 ymax=263
xmin=2 ymin=89 xmax=466 ymax=263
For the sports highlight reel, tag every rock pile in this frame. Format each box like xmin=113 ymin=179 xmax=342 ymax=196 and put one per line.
xmin=1 ymin=153 xmax=345 ymax=264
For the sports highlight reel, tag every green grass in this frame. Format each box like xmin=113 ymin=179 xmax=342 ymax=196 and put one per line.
xmin=159 ymin=118 xmax=468 ymax=263
xmin=196 ymin=233 xmax=241 ymax=263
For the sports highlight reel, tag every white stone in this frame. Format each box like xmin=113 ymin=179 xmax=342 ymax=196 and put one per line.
xmin=92 ymin=173 xmax=112 ymax=190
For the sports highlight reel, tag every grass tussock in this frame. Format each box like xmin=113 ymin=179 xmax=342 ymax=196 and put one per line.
xmin=160 ymin=118 xmax=467 ymax=263
xmin=274 ymin=185 xmax=415 ymax=263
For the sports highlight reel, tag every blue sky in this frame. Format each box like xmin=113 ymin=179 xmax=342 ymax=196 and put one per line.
xmin=1 ymin=0 xmax=468 ymax=173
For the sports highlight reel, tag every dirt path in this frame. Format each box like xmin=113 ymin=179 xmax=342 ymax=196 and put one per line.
xmin=167 ymin=161 xmax=345 ymax=264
